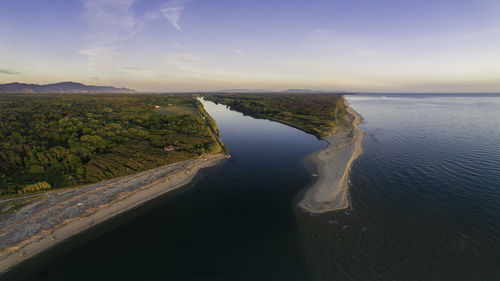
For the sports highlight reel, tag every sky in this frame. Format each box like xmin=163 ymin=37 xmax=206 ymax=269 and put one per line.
xmin=1 ymin=0 xmax=500 ymax=92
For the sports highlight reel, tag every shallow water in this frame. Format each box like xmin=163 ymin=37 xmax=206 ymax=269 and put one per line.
xmin=3 ymin=95 xmax=500 ymax=281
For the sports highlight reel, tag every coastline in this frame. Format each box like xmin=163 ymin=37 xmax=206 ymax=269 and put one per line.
xmin=0 ymin=153 xmax=227 ymax=274
xmin=299 ymin=99 xmax=364 ymax=213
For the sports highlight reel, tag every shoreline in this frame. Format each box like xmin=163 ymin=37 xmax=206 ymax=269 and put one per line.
xmin=0 ymin=153 xmax=228 ymax=274
xmin=299 ymin=99 xmax=364 ymax=213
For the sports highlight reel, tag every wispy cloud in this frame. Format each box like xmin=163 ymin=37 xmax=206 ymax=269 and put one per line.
xmin=161 ymin=0 xmax=187 ymax=31
xmin=78 ymin=46 xmax=123 ymax=72
xmin=173 ymin=41 xmax=183 ymax=49
xmin=79 ymin=46 xmax=122 ymax=62
xmin=80 ymin=0 xmax=142 ymax=73
xmin=160 ymin=53 xmax=233 ymax=83
xmin=0 ymin=68 xmax=18 ymax=75
xmin=165 ymin=53 xmax=200 ymax=64
xmin=163 ymin=53 xmax=208 ymax=76
xmin=232 ymin=49 xmax=247 ymax=55
xmin=123 ymin=66 xmax=155 ymax=75
xmin=80 ymin=0 xmax=191 ymax=74
xmin=124 ymin=66 xmax=154 ymax=71
xmin=82 ymin=0 xmax=141 ymax=44
xmin=144 ymin=10 xmax=160 ymax=20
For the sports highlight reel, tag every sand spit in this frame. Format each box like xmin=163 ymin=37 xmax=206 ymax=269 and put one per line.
xmin=0 ymin=154 xmax=227 ymax=273
xmin=299 ymin=101 xmax=364 ymax=213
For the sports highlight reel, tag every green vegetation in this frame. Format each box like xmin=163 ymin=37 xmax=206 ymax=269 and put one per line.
xmin=0 ymin=94 xmax=222 ymax=196
xmin=156 ymin=104 xmax=199 ymax=117
xmin=196 ymin=100 xmax=220 ymax=136
xmin=205 ymin=93 xmax=349 ymax=137
xmin=18 ymin=181 xmax=51 ymax=195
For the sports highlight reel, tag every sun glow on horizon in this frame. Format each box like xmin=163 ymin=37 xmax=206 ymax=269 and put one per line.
xmin=1 ymin=0 xmax=499 ymax=92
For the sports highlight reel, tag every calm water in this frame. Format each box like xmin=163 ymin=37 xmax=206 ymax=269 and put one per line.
xmin=298 ymin=94 xmax=500 ymax=281
xmin=3 ymin=95 xmax=500 ymax=280
xmin=3 ymin=99 xmax=325 ymax=281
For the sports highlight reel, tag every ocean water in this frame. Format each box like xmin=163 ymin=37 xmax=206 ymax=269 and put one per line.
xmin=3 ymin=95 xmax=500 ymax=281
xmin=297 ymin=94 xmax=500 ymax=280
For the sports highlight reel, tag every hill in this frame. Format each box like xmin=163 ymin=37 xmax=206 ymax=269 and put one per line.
xmin=0 ymin=82 xmax=135 ymax=93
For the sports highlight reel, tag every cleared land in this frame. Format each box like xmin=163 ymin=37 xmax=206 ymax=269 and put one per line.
xmin=155 ymin=105 xmax=200 ymax=117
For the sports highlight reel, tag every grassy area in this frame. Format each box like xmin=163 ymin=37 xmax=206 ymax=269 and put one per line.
xmin=0 ymin=93 xmax=223 ymax=197
xmin=155 ymin=105 xmax=200 ymax=117
xmin=205 ymin=93 xmax=350 ymax=138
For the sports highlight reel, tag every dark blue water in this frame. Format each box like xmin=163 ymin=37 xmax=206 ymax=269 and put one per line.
xmin=3 ymin=95 xmax=500 ymax=281
xmin=298 ymin=94 xmax=500 ymax=280
xmin=2 ymin=99 xmax=325 ymax=281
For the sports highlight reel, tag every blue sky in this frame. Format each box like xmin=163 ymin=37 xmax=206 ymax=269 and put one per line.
xmin=1 ymin=0 xmax=499 ymax=92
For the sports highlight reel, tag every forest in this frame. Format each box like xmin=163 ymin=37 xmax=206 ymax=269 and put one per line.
xmin=0 ymin=94 xmax=221 ymax=196
xmin=205 ymin=93 xmax=350 ymax=137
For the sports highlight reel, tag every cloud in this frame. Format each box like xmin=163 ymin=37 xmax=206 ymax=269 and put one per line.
xmin=162 ymin=1 xmax=186 ymax=31
xmin=78 ymin=46 xmax=123 ymax=72
xmin=173 ymin=41 xmax=183 ymax=49
xmin=232 ymin=49 xmax=247 ymax=55
xmin=0 ymin=68 xmax=18 ymax=75
xmin=165 ymin=53 xmax=200 ymax=64
xmin=124 ymin=66 xmax=153 ymax=71
xmin=79 ymin=46 xmax=122 ymax=61
xmin=144 ymin=10 xmax=160 ymax=20
xmin=163 ymin=53 xmax=209 ymax=76
xmin=82 ymin=0 xmax=141 ymax=44
xmin=80 ymin=0 xmax=143 ymax=73
xmin=123 ymin=66 xmax=155 ymax=74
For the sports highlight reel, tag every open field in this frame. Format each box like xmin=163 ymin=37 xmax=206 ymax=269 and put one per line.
xmin=155 ymin=105 xmax=200 ymax=117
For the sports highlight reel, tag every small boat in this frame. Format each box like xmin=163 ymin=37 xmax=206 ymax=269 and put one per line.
xmin=312 ymin=173 xmax=318 ymax=177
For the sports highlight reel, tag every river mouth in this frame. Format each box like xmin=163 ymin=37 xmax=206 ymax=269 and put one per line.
xmin=4 ymin=95 xmax=500 ymax=281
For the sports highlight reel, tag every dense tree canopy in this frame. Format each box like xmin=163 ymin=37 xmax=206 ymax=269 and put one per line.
xmin=206 ymin=93 xmax=349 ymax=137
xmin=0 ymin=94 xmax=221 ymax=196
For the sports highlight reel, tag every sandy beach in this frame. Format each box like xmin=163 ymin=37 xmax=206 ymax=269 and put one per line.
xmin=299 ymin=100 xmax=364 ymax=213
xmin=0 ymin=153 xmax=227 ymax=274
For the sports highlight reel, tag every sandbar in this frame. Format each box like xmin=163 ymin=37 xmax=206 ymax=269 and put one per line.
xmin=299 ymin=100 xmax=364 ymax=213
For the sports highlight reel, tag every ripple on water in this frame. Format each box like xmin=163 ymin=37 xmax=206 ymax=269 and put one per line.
xmin=297 ymin=95 xmax=500 ymax=281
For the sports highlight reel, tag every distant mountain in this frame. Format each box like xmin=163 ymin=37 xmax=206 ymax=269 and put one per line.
xmin=282 ymin=89 xmax=354 ymax=94
xmin=211 ymin=89 xmax=349 ymax=94
xmin=218 ymin=89 xmax=272 ymax=93
xmin=0 ymin=82 xmax=136 ymax=93
xmin=282 ymin=89 xmax=324 ymax=93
